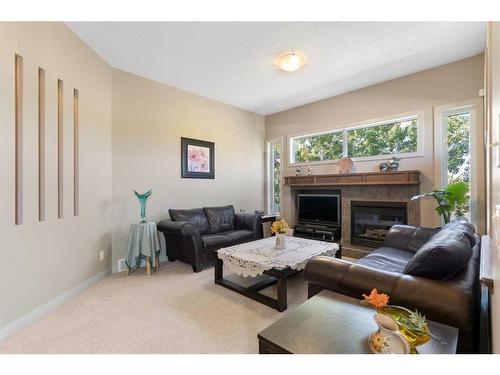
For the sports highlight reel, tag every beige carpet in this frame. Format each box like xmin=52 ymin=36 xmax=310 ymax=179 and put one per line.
xmin=0 ymin=260 xmax=311 ymax=353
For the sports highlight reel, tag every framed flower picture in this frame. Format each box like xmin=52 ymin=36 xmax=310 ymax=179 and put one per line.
xmin=181 ymin=137 xmax=215 ymax=179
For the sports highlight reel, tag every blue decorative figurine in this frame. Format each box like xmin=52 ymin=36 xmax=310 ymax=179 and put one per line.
xmin=134 ymin=189 xmax=152 ymax=223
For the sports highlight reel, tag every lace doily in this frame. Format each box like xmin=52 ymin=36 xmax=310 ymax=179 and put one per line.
xmin=217 ymin=236 xmax=339 ymax=277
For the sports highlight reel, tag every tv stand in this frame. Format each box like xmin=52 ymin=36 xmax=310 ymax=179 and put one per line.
xmin=294 ymin=222 xmax=341 ymax=244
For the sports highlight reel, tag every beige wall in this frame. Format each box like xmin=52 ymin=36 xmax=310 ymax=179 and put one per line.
xmin=0 ymin=23 xmax=112 ymax=331
xmin=111 ymin=69 xmax=265 ymax=270
xmin=485 ymin=22 xmax=500 ymax=354
xmin=0 ymin=22 xmax=266 ymax=336
xmin=266 ymin=55 xmax=485 ymax=230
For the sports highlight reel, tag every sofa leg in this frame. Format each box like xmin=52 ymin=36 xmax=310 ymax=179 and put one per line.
xmin=192 ymin=265 xmax=202 ymax=273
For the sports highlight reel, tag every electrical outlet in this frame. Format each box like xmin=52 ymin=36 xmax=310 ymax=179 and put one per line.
xmin=99 ymin=250 xmax=104 ymax=261
xmin=117 ymin=258 xmax=127 ymax=272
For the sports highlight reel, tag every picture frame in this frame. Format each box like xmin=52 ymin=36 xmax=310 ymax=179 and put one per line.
xmin=181 ymin=137 xmax=215 ymax=179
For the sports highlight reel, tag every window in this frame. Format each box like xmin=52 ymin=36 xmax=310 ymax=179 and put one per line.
xmin=289 ymin=115 xmax=420 ymax=164
xmin=445 ymin=112 xmax=471 ymax=185
xmin=347 ymin=118 xmax=418 ymax=158
xmin=268 ymin=141 xmax=281 ymax=215
xmin=442 ymin=109 xmax=473 ymax=220
xmin=292 ymin=130 xmax=343 ymax=163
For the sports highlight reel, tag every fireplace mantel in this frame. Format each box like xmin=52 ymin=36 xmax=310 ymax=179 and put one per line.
xmin=284 ymin=170 xmax=420 ymax=187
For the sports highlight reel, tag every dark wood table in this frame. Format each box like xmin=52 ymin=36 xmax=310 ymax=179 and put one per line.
xmin=215 ymin=259 xmax=298 ymax=312
xmin=215 ymin=237 xmax=339 ymax=312
xmin=258 ymin=290 xmax=458 ymax=354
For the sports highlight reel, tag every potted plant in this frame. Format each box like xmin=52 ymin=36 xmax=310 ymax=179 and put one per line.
xmin=411 ymin=181 xmax=470 ymax=224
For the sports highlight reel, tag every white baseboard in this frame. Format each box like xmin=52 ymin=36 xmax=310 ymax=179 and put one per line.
xmin=0 ymin=268 xmax=111 ymax=343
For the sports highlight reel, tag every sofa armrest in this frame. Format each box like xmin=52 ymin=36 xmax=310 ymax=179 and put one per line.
xmin=384 ymin=225 xmax=439 ymax=252
xmin=157 ymin=220 xmax=201 ymax=237
xmin=234 ymin=212 xmax=263 ymax=239
xmin=304 ymin=256 xmax=402 ymax=297
xmin=157 ymin=220 xmax=204 ymax=266
xmin=304 ymin=255 xmax=473 ymax=332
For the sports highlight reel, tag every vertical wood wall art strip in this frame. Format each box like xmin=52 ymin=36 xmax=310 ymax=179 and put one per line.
xmin=15 ymin=54 xmax=23 ymax=225
xmin=73 ymin=88 xmax=79 ymax=216
xmin=38 ymin=68 xmax=46 ymax=221
xmin=57 ymin=79 xmax=64 ymax=219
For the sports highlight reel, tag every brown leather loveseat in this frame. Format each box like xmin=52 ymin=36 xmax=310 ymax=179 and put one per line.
xmin=304 ymin=220 xmax=481 ymax=353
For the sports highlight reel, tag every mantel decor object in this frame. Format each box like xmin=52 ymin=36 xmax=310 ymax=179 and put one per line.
xmin=134 ymin=189 xmax=152 ymax=223
xmin=380 ymin=156 xmax=400 ymax=173
xmin=271 ymin=219 xmax=290 ymax=250
xmin=337 ymin=157 xmax=353 ymax=174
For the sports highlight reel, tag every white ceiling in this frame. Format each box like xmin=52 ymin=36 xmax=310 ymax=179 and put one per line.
xmin=66 ymin=22 xmax=486 ymax=115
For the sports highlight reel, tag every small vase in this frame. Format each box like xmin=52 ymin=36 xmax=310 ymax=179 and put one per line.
xmin=369 ymin=313 xmax=410 ymax=354
xmin=134 ymin=190 xmax=152 ymax=223
xmin=275 ymin=233 xmax=286 ymax=250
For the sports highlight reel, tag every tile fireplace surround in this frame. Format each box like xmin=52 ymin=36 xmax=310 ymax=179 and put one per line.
xmin=284 ymin=171 xmax=421 ymax=258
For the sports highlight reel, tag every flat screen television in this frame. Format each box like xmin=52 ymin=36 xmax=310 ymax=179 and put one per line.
xmin=298 ymin=194 xmax=340 ymax=225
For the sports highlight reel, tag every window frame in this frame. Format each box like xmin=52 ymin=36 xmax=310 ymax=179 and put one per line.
xmin=288 ymin=111 xmax=424 ymax=166
xmin=435 ymin=103 xmax=478 ymax=227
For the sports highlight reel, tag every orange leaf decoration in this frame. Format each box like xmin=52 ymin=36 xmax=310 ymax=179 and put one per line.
xmin=362 ymin=288 xmax=390 ymax=308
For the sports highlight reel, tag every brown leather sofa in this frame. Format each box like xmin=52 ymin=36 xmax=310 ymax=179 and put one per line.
xmin=304 ymin=220 xmax=481 ymax=353
xmin=157 ymin=205 xmax=262 ymax=272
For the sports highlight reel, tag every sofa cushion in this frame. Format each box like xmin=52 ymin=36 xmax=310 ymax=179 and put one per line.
xmin=201 ymin=234 xmax=234 ymax=252
xmin=357 ymin=246 xmax=413 ymax=274
xmin=169 ymin=208 xmax=210 ymax=235
xmin=441 ymin=219 xmax=477 ymax=247
xmin=403 ymin=227 xmax=473 ymax=280
xmin=203 ymin=205 xmax=235 ymax=234
xmin=222 ymin=229 xmax=254 ymax=244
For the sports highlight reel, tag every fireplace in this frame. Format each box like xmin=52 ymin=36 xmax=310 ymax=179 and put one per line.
xmin=351 ymin=201 xmax=407 ymax=248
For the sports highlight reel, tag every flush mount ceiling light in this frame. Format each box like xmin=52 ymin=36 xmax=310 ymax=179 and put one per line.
xmin=276 ymin=51 xmax=307 ymax=72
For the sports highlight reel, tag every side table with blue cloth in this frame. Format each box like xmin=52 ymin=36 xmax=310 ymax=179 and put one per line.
xmin=126 ymin=221 xmax=160 ymax=275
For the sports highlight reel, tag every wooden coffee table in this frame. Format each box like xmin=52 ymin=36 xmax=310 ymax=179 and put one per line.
xmin=257 ymin=290 xmax=458 ymax=354
xmin=215 ymin=237 xmax=339 ymax=312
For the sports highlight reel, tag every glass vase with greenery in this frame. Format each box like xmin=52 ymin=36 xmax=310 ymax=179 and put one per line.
xmin=411 ymin=181 xmax=470 ymax=224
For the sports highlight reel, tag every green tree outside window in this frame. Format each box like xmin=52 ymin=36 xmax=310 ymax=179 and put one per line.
xmin=291 ymin=117 xmax=418 ymax=163
xmin=347 ymin=119 xmax=418 ymax=158
xmin=293 ymin=131 xmax=343 ymax=163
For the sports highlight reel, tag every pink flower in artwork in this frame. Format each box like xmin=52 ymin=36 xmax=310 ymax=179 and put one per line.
xmin=187 ymin=145 xmax=210 ymax=173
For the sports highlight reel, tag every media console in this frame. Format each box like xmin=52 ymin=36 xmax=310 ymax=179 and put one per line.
xmin=294 ymin=223 xmax=341 ymax=258
xmin=294 ymin=222 xmax=341 ymax=242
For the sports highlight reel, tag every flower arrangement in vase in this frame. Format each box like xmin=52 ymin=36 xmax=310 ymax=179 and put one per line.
xmin=271 ymin=219 xmax=289 ymax=250
xmin=362 ymin=289 xmax=431 ymax=353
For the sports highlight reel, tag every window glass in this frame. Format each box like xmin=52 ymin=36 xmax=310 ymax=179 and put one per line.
xmin=347 ymin=118 xmax=418 ymax=158
xmin=289 ymin=116 xmax=419 ymax=164
xmin=271 ymin=143 xmax=281 ymax=214
xmin=446 ymin=112 xmax=471 ymax=219
xmin=292 ymin=131 xmax=343 ymax=163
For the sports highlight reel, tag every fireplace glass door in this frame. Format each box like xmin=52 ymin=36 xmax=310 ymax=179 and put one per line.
xmin=351 ymin=201 xmax=407 ymax=248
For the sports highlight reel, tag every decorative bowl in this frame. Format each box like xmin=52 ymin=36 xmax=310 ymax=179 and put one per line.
xmin=378 ymin=305 xmax=431 ymax=353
